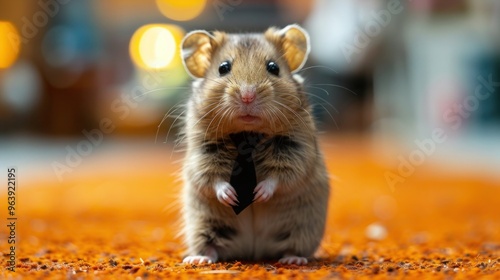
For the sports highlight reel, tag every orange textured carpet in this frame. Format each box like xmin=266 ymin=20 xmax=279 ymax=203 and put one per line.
xmin=1 ymin=135 xmax=499 ymax=279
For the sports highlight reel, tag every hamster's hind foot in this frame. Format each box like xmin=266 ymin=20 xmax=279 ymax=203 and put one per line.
xmin=183 ymin=255 xmax=215 ymax=264
xmin=278 ymin=255 xmax=308 ymax=265
xmin=183 ymin=246 xmax=218 ymax=264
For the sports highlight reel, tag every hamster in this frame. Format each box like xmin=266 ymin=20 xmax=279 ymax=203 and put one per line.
xmin=179 ymin=24 xmax=330 ymax=265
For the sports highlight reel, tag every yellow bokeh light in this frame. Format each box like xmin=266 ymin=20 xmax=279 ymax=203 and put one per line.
xmin=130 ymin=24 xmax=185 ymax=70
xmin=140 ymin=27 xmax=175 ymax=69
xmin=0 ymin=21 xmax=21 ymax=69
xmin=156 ymin=0 xmax=206 ymax=21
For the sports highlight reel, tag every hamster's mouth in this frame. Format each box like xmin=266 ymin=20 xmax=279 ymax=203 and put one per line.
xmin=238 ymin=115 xmax=260 ymax=124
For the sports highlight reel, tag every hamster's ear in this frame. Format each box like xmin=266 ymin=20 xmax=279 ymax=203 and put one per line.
xmin=181 ymin=30 xmax=217 ymax=78
xmin=265 ymin=24 xmax=310 ymax=73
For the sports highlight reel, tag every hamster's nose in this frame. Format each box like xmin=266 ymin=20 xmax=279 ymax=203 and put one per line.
xmin=240 ymin=89 xmax=256 ymax=104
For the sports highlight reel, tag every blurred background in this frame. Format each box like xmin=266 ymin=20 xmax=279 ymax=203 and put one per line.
xmin=2 ymin=2 xmax=500 ymax=273
xmin=0 ymin=0 xmax=499 ymax=185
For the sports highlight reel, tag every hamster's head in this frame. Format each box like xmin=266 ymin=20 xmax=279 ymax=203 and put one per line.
xmin=181 ymin=24 xmax=311 ymax=136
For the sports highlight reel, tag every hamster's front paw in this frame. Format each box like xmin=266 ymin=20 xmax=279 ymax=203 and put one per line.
xmin=253 ymin=178 xmax=278 ymax=203
xmin=215 ymin=181 xmax=239 ymax=207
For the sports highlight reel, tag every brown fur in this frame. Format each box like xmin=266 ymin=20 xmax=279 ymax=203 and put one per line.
xmin=179 ymin=24 xmax=330 ymax=263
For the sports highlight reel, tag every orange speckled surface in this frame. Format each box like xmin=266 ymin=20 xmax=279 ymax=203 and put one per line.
xmin=1 ymin=135 xmax=499 ymax=279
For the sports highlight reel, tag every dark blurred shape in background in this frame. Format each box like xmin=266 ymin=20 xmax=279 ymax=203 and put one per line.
xmin=0 ymin=0 xmax=499 ymax=176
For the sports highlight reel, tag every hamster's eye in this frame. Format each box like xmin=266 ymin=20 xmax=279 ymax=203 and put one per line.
xmin=266 ymin=61 xmax=280 ymax=76
xmin=218 ymin=61 xmax=231 ymax=76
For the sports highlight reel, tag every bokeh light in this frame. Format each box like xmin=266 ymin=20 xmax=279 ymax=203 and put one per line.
xmin=1 ymin=60 xmax=41 ymax=113
xmin=156 ymin=0 xmax=206 ymax=21
xmin=42 ymin=25 xmax=79 ymax=68
xmin=41 ymin=25 xmax=85 ymax=88
xmin=129 ymin=24 xmax=184 ymax=70
xmin=0 ymin=21 xmax=21 ymax=69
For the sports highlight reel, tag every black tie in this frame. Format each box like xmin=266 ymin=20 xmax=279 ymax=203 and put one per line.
xmin=229 ymin=132 xmax=260 ymax=215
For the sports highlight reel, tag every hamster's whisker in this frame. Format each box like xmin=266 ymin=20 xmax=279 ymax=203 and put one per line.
xmin=303 ymin=89 xmax=341 ymax=128
xmin=164 ymin=114 xmax=184 ymax=118
xmin=298 ymin=65 xmax=338 ymax=74
xmin=198 ymin=76 xmax=223 ymax=85
xmin=172 ymin=135 xmax=187 ymax=156
xmin=216 ymin=108 xmax=234 ymax=149
xmin=188 ymin=102 xmax=225 ymax=132
xmin=203 ymin=105 xmax=227 ymax=142
xmin=275 ymin=92 xmax=303 ymax=106
xmin=305 ymin=93 xmax=339 ymax=115
xmin=302 ymin=90 xmax=340 ymax=129
xmin=267 ymin=105 xmax=292 ymax=135
xmin=203 ymin=106 xmax=222 ymax=141
xmin=307 ymin=104 xmax=338 ymax=130
xmin=159 ymin=100 xmax=189 ymax=143
xmin=131 ymin=86 xmax=191 ymax=101
xmin=303 ymin=90 xmax=339 ymax=114
xmin=271 ymin=107 xmax=293 ymax=138
xmin=201 ymin=77 xmax=228 ymax=87
xmin=309 ymin=101 xmax=338 ymax=128
xmin=272 ymin=100 xmax=309 ymax=131
xmin=163 ymin=111 xmax=186 ymax=147
xmin=171 ymin=133 xmax=188 ymax=159
xmin=169 ymin=148 xmax=187 ymax=158
xmin=162 ymin=98 xmax=189 ymax=118
xmin=158 ymin=106 xmax=179 ymax=139
xmin=306 ymin=85 xmax=331 ymax=96
xmin=213 ymin=106 xmax=231 ymax=145
xmin=264 ymin=77 xmax=281 ymax=88
xmin=174 ymin=102 xmax=224 ymax=153
xmin=161 ymin=108 xmax=186 ymax=144
xmin=307 ymin=83 xmax=358 ymax=96
xmin=262 ymin=108 xmax=276 ymax=132
xmin=269 ymin=109 xmax=279 ymax=133
xmin=214 ymin=107 xmax=227 ymax=142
